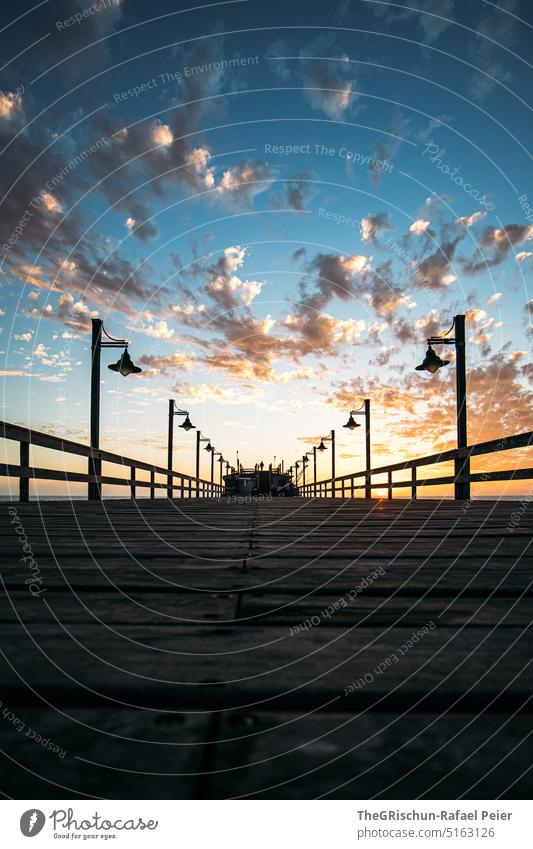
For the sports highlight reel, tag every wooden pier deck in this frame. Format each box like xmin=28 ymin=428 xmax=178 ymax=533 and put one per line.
xmin=1 ymin=497 xmax=532 ymax=799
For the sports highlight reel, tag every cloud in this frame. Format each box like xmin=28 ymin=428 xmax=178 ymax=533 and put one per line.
xmin=467 ymin=1 xmax=519 ymax=101
xmin=29 ymin=292 xmax=99 ymax=332
xmin=285 ymin=311 xmax=365 ymax=352
xmin=124 ymin=203 xmax=159 ymax=243
xmin=303 ymin=58 xmax=353 ymax=119
xmin=361 ymin=212 xmax=393 ymax=246
xmin=0 ymin=91 xmax=23 ymax=119
xmin=414 ymin=237 xmax=460 ymax=288
xmin=136 ymin=319 xmax=175 ymax=341
xmin=463 ymin=224 xmax=533 ymax=273
xmin=360 ymin=261 xmax=414 ymax=319
xmin=270 ymin=33 xmax=356 ymax=119
xmin=410 ymin=219 xmax=431 ymax=234
xmin=285 ymin=173 xmax=315 ymax=212
xmin=415 ymin=0 xmax=455 ymax=44
xmin=137 ymin=351 xmax=196 ymax=378
xmin=215 ymin=160 xmax=274 ymax=208
xmin=457 ymin=211 xmax=486 ymax=229
xmin=152 ymin=123 xmax=173 ymax=147
xmin=301 ymin=252 xmax=370 ymax=311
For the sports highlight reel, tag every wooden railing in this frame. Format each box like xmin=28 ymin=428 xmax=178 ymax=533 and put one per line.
xmin=299 ymin=431 xmax=533 ymax=500
xmin=0 ymin=421 xmax=223 ymax=501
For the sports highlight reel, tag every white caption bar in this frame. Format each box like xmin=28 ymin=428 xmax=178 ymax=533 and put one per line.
xmin=1 ymin=799 xmax=531 ymax=848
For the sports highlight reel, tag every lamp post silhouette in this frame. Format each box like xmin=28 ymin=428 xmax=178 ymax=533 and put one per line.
xmin=90 ymin=318 xmax=142 ymax=500
xmin=316 ymin=430 xmax=336 ymax=495
xmin=415 ymin=314 xmax=469 ymax=500
xmin=213 ymin=451 xmax=224 ymax=485
xmin=343 ymin=399 xmax=371 ymax=498
xmin=209 ymin=444 xmax=216 ymax=483
xmin=303 ymin=451 xmax=314 ymax=489
xmin=301 ymin=454 xmax=310 ymax=487
xmin=195 ymin=432 xmax=212 ymax=497
xmin=167 ymin=401 xmax=195 ymax=498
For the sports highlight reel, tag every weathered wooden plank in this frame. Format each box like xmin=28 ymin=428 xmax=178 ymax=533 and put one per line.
xmin=0 ymin=624 xmax=531 ymax=710
xmin=0 ymin=591 xmax=240 ymax=625
xmin=0 ymin=704 xmax=214 ymax=799
xmin=207 ymin=709 xmax=533 ymax=799
xmin=237 ymin=594 xmax=533 ymax=627
xmin=2 ymin=555 xmax=531 ymax=594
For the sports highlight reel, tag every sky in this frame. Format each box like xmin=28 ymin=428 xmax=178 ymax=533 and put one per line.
xmin=0 ymin=0 xmax=531 ymax=496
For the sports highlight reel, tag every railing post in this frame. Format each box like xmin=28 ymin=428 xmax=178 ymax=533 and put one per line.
xmin=19 ymin=441 xmax=29 ymax=503
xmin=341 ymin=479 xmax=345 ymax=498
xmin=150 ymin=469 xmax=155 ymax=499
xmin=411 ymin=466 xmax=417 ymax=500
xmin=455 ymin=452 xmax=471 ymax=503
xmin=131 ymin=466 xmax=136 ymax=500
xmin=454 ymin=315 xmax=470 ymax=501
xmin=180 ymin=477 xmax=184 ymax=498
xmin=388 ymin=470 xmax=393 ymax=500
xmin=351 ymin=477 xmax=354 ymax=498
xmin=188 ymin=479 xmax=192 ymax=499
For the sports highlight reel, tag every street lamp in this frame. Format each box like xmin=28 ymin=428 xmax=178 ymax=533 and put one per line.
xmin=301 ymin=454 xmax=310 ymax=487
xmin=315 ymin=430 xmax=336 ymax=494
xmin=415 ymin=314 xmax=469 ymax=499
xmin=343 ymin=399 xmax=371 ymax=498
xmin=90 ymin=318 xmax=142 ymax=500
xmin=195 ymin=432 xmax=212 ymax=497
xmin=304 ymin=450 xmax=315 ymax=488
xmin=213 ymin=451 xmax=224 ymax=485
xmin=167 ymin=401 xmax=195 ymax=498
xmin=206 ymin=442 xmax=215 ymax=483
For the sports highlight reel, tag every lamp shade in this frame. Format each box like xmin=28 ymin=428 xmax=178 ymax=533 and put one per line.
xmin=204 ymin=442 xmax=213 ymax=452
xmin=415 ymin=344 xmax=450 ymax=374
xmin=343 ymin=414 xmax=360 ymax=430
xmin=179 ymin=415 xmax=194 ymax=431
xmin=107 ymin=349 xmax=142 ymax=377
xmin=317 ymin=440 xmax=327 ymax=452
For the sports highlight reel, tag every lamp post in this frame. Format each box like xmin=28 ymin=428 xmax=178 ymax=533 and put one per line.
xmin=303 ymin=451 xmax=314 ymax=492
xmin=209 ymin=445 xmax=215 ymax=483
xmin=195 ymin=432 xmax=212 ymax=497
xmin=167 ymin=400 xmax=195 ymax=498
xmin=316 ymin=430 xmax=335 ymax=496
xmin=343 ymin=399 xmax=371 ymax=498
xmin=213 ymin=451 xmax=224 ymax=485
xmin=89 ymin=318 xmax=142 ymax=500
xmin=415 ymin=314 xmax=469 ymax=500
xmin=301 ymin=454 xmax=310 ymax=487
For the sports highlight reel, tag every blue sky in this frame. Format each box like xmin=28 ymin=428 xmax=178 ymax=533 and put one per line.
xmin=0 ymin=0 xmax=531 ymax=488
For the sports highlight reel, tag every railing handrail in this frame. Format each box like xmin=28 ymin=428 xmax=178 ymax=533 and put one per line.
xmin=0 ymin=420 xmax=210 ymax=486
xmin=311 ymin=430 xmax=533 ymax=487
xmin=0 ymin=419 xmax=224 ymax=501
